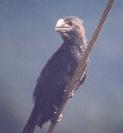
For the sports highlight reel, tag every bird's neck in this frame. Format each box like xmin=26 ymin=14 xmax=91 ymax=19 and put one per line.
xmin=63 ymin=32 xmax=87 ymax=44
xmin=71 ymin=35 xmax=87 ymax=46
xmin=63 ymin=34 xmax=87 ymax=52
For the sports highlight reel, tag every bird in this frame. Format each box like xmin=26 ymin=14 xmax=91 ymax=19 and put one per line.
xmin=22 ymin=16 xmax=88 ymax=133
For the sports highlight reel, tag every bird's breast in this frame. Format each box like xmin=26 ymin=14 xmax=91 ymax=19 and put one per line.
xmin=69 ymin=45 xmax=84 ymax=62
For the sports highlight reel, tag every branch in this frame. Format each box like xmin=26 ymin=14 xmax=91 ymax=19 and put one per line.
xmin=47 ymin=0 xmax=115 ymax=133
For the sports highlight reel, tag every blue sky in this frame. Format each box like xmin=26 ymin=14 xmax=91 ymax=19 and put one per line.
xmin=0 ymin=0 xmax=123 ymax=133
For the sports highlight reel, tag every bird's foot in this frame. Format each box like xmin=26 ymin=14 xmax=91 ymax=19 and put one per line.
xmin=63 ymin=89 xmax=75 ymax=99
xmin=51 ymin=111 xmax=63 ymax=124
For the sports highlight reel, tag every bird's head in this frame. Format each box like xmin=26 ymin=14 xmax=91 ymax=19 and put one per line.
xmin=55 ymin=16 xmax=85 ymax=41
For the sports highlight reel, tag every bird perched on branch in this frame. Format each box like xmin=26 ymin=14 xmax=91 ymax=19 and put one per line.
xmin=23 ymin=16 xmax=88 ymax=133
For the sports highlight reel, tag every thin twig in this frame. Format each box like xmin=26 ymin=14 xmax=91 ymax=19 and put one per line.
xmin=47 ymin=122 xmax=56 ymax=133
xmin=47 ymin=0 xmax=115 ymax=133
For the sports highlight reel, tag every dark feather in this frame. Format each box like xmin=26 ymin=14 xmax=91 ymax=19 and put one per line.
xmin=23 ymin=16 xmax=87 ymax=133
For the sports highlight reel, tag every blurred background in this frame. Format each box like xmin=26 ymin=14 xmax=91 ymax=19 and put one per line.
xmin=0 ymin=0 xmax=123 ymax=133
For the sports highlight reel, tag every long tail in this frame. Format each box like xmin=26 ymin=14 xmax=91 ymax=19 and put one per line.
xmin=22 ymin=106 xmax=38 ymax=133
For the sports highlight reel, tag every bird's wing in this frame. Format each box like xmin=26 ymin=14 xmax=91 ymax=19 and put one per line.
xmin=33 ymin=47 xmax=77 ymax=105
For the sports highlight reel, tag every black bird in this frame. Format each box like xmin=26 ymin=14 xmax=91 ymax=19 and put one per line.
xmin=23 ymin=16 xmax=88 ymax=133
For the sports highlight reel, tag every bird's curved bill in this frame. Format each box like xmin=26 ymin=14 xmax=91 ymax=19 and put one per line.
xmin=55 ymin=19 xmax=69 ymax=32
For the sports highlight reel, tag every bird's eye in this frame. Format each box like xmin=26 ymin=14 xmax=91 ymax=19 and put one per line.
xmin=67 ymin=21 xmax=73 ymax=26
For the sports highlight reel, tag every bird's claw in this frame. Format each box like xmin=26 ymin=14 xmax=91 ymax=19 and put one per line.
xmin=51 ymin=112 xmax=63 ymax=123
xmin=63 ymin=89 xmax=75 ymax=98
